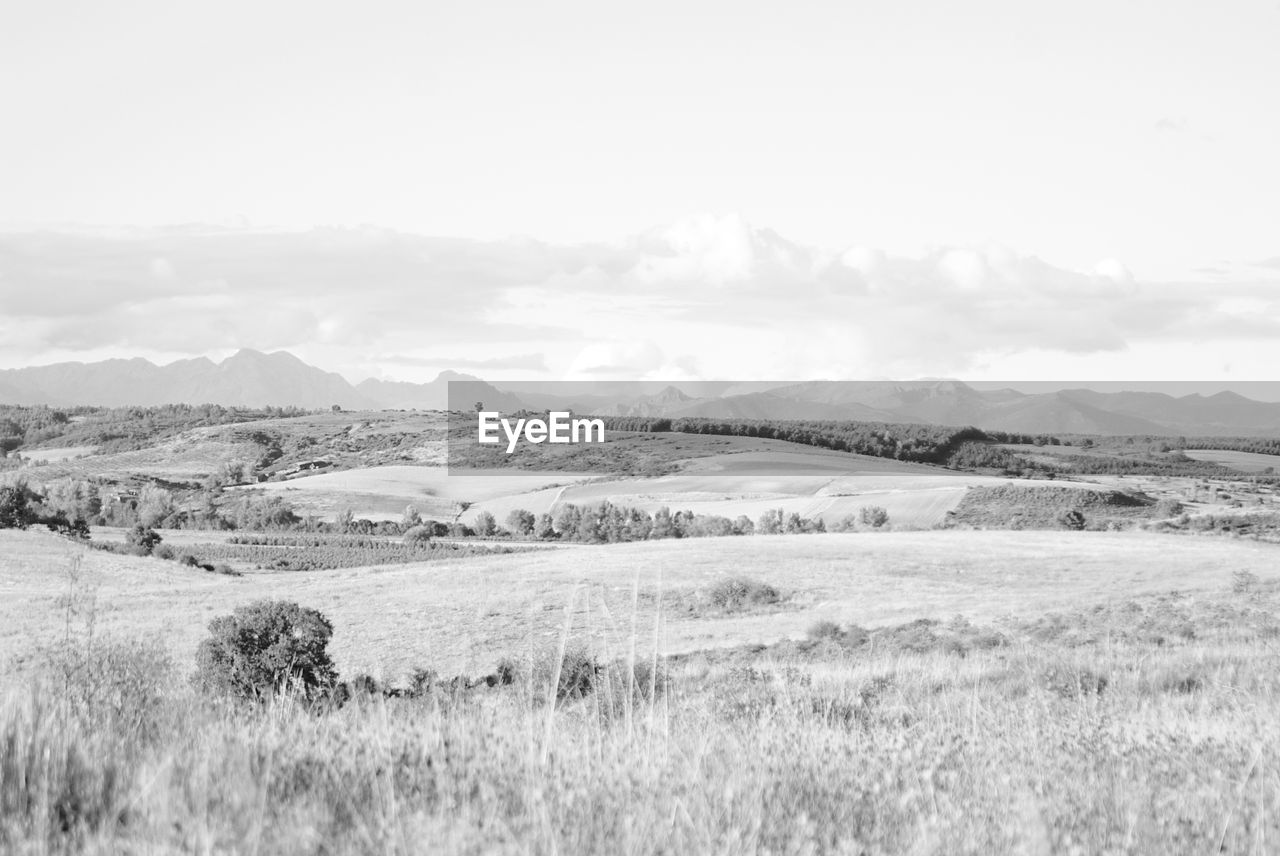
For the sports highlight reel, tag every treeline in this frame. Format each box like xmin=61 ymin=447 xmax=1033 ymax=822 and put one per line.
xmin=472 ymin=500 xmax=891 ymax=544
xmin=0 ymin=481 xmax=91 ymax=538
xmin=1045 ymin=453 xmax=1241 ymax=479
xmin=1180 ymin=437 xmax=1280 ymax=457
xmin=0 ymin=403 xmax=310 ymax=457
xmin=599 ymin=416 xmax=1053 ymax=465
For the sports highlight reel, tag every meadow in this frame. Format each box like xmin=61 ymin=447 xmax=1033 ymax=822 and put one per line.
xmin=4 ymin=525 xmax=1280 ymax=854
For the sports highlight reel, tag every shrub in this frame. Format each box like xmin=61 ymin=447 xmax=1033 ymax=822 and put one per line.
xmin=402 ymin=524 xmax=433 ymax=544
xmin=1155 ymin=498 xmax=1185 ymax=518
xmin=193 ymin=600 xmax=338 ymax=701
xmin=124 ymin=524 xmax=162 ymax=555
xmin=807 ymin=620 xmax=870 ymax=649
xmin=859 ymin=506 xmax=890 ymax=529
xmin=1233 ymin=570 xmax=1260 ymax=595
xmin=1058 ymin=509 xmax=1087 ymax=531
xmin=514 ymin=645 xmax=666 ymax=710
xmin=706 ymin=576 xmax=782 ymax=611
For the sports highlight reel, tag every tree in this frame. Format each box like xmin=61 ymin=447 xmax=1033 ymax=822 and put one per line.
xmin=194 ymin=600 xmax=338 ymax=701
xmin=137 ymin=484 xmax=176 ymax=528
xmin=534 ymin=512 xmax=557 ymax=540
xmin=0 ymin=483 xmax=32 ymax=529
xmin=756 ymin=508 xmax=784 ymax=535
xmin=506 ymin=508 xmax=536 ymax=537
xmin=859 ymin=506 xmax=890 ymax=529
xmin=650 ymin=507 xmax=675 ymax=539
xmin=474 ymin=510 xmax=497 ymax=537
xmin=553 ymin=504 xmax=583 ymax=538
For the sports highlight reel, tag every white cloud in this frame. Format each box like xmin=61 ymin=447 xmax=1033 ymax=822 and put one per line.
xmin=1 ymin=220 xmax=1277 ymax=382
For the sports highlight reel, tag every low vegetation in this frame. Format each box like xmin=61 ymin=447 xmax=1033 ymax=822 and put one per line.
xmin=945 ymin=484 xmax=1155 ymax=530
xmin=7 ymin=573 xmax=1280 ymax=854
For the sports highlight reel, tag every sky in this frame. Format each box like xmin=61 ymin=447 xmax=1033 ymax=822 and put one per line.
xmin=1 ymin=0 xmax=1278 ymax=386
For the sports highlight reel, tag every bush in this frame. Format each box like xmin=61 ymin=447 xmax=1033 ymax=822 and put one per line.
xmin=402 ymin=524 xmax=433 ymax=544
xmin=1233 ymin=570 xmax=1260 ymax=595
xmin=514 ymin=645 xmax=667 ymax=711
xmin=706 ymin=576 xmax=782 ymax=611
xmin=1058 ymin=509 xmax=1087 ymax=531
xmin=124 ymin=524 xmax=162 ymax=555
xmin=193 ymin=600 xmax=338 ymax=701
xmin=859 ymin=506 xmax=890 ymax=529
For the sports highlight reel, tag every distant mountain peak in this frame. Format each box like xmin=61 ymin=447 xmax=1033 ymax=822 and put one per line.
xmin=433 ymin=370 xmax=482 ymax=383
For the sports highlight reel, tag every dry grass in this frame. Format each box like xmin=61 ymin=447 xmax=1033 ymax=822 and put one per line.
xmin=5 ymin=571 xmax=1280 ymax=854
xmin=5 ymin=527 xmax=1280 ymax=681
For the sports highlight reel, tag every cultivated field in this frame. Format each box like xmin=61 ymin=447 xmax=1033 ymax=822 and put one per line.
xmin=1184 ymin=448 xmax=1280 ymax=473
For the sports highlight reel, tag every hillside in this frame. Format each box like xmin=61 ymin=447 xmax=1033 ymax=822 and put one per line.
xmin=4 ymin=528 xmax=1277 ymax=678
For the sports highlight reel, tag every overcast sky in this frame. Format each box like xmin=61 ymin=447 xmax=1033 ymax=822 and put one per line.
xmin=1 ymin=1 xmax=1278 ymax=384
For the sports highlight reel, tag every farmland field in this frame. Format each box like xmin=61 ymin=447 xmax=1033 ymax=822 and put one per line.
xmin=1183 ymin=448 xmax=1280 ymax=473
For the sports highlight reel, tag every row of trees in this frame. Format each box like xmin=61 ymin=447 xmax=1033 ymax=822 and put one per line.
xmin=599 ymin=416 xmax=1050 ymax=465
xmin=452 ymin=500 xmax=890 ymax=545
xmin=0 ymin=481 xmax=91 ymax=538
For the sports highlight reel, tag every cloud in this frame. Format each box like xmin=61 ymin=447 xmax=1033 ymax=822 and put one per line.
xmin=1 ymin=219 xmax=1277 ymax=381
xmin=1154 ymin=117 xmax=1188 ymax=133
xmin=566 ymin=341 xmax=666 ymax=378
xmin=380 ymin=352 xmax=549 ymax=372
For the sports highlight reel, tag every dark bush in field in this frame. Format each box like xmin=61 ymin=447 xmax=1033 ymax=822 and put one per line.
xmin=124 ymin=524 xmax=162 ymax=555
xmin=807 ymin=620 xmax=870 ymax=649
xmin=193 ymin=600 xmax=338 ymax=701
xmin=706 ymin=576 xmax=782 ymax=611
xmin=1058 ymin=508 xmax=1087 ymax=530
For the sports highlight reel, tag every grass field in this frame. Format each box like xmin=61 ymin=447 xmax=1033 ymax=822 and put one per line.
xmin=5 ymin=524 xmax=1280 ymax=853
xmin=4 ymin=527 xmax=1277 ymax=680
xmin=1183 ymin=448 xmax=1280 ymax=473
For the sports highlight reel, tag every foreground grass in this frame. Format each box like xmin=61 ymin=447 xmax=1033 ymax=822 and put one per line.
xmin=5 ymin=580 xmax=1280 ymax=855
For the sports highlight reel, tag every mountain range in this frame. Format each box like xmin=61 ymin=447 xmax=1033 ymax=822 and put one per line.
xmin=2 ymin=350 xmax=1279 ymax=437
